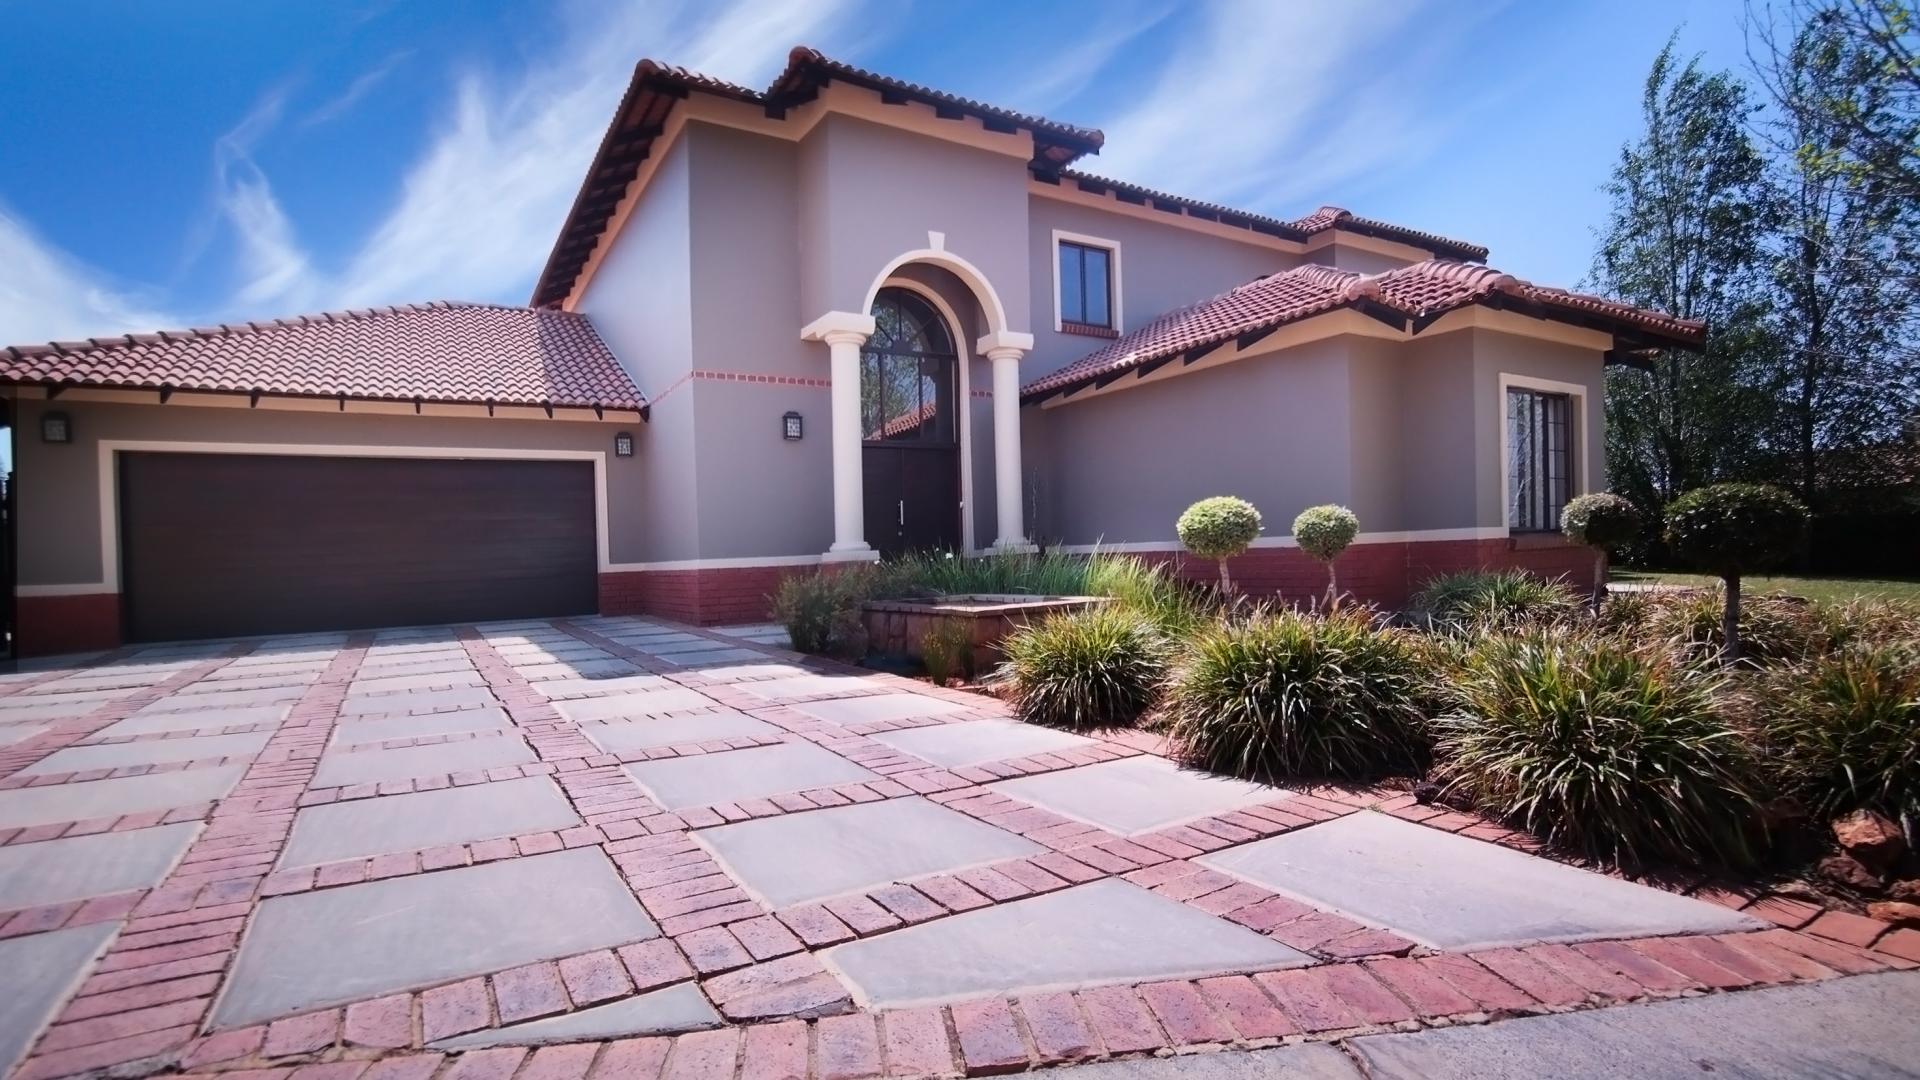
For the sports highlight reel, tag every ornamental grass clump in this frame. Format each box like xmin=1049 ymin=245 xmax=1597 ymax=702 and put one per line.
xmin=1177 ymin=496 xmax=1263 ymax=594
xmin=1410 ymin=569 xmax=1584 ymax=633
xmin=999 ymin=608 xmax=1171 ymax=730
xmin=1292 ymin=504 xmax=1359 ymax=605
xmin=1165 ymin=608 xmax=1428 ymax=781
xmin=1084 ymin=554 xmax=1214 ymax=637
xmin=1641 ymin=588 xmax=1828 ymax=667
xmin=1760 ymin=643 xmax=1919 ymax=842
xmin=1431 ymin=630 xmax=1760 ymax=868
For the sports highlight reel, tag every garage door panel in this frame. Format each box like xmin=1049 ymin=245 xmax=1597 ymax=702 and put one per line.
xmin=119 ymin=454 xmax=598 ymax=642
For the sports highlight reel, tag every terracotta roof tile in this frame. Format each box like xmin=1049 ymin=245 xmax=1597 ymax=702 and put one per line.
xmin=0 ymin=301 xmax=643 ymax=412
xmin=1021 ymin=259 xmax=1704 ymax=401
xmin=1286 ymin=205 xmax=1489 ymax=262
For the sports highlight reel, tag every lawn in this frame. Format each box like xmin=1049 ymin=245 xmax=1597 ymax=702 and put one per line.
xmin=1611 ymin=569 xmax=1920 ymax=604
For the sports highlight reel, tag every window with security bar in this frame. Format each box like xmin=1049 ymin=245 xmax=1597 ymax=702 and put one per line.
xmin=1507 ymin=387 xmax=1572 ymax=531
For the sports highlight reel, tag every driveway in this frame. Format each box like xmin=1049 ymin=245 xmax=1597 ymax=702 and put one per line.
xmin=0 ymin=616 xmax=1912 ymax=1079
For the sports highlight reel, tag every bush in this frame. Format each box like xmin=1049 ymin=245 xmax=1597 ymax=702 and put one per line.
xmin=1761 ymin=643 xmax=1919 ymax=840
xmin=999 ymin=608 xmax=1171 ymax=729
xmin=1177 ymin=496 xmax=1263 ymax=593
xmin=1085 ymin=555 xmax=1215 ymax=637
xmin=1641 ymin=588 xmax=1828 ymax=667
xmin=1411 ymin=570 xmax=1584 ymax=633
xmin=1816 ymin=597 xmax=1920 ymax=651
xmin=1165 ymin=608 xmax=1428 ymax=780
xmin=1561 ymin=493 xmax=1642 ymax=607
xmin=1431 ymin=630 xmax=1760 ymax=867
xmin=771 ymin=568 xmax=872 ymax=659
xmin=920 ymin=619 xmax=972 ymax=686
xmin=1292 ymin=504 xmax=1359 ymax=603
xmin=1665 ymin=484 xmax=1810 ymax=663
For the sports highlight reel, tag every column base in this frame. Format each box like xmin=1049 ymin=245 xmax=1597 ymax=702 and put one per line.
xmin=821 ymin=546 xmax=881 ymax=564
xmin=989 ymin=539 xmax=1038 ymax=555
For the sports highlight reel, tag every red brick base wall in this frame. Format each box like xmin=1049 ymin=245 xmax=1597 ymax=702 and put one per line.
xmin=599 ymin=563 xmax=819 ymax=626
xmin=16 ymin=593 xmax=122 ymax=657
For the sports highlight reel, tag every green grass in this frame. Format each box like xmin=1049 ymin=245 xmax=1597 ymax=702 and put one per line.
xmin=1613 ymin=571 xmax=1920 ymax=605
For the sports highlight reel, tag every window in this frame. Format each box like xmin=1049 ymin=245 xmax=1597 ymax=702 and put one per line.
xmin=861 ymin=289 xmax=958 ymax=446
xmin=1507 ymin=387 xmax=1572 ymax=531
xmin=1057 ymin=238 xmax=1115 ymax=330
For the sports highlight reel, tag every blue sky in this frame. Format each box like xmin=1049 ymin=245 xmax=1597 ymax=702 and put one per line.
xmin=2 ymin=0 xmax=1757 ymax=345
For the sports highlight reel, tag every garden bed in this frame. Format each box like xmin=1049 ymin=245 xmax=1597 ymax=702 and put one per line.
xmin=863 ymin=593 xmax=1108 ymax=671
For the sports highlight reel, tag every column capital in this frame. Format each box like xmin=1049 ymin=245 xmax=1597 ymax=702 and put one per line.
xmin=983 ymin=345 xmax=1025 ymax=364
xmin=801 ymin=310 xmax=876 ymax=344
xmin=975 ymin=329 xmax=1034 ymax=356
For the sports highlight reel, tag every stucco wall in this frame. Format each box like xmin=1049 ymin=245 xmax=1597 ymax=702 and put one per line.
xmin=9 ymin=398 xmax=643 ymax=589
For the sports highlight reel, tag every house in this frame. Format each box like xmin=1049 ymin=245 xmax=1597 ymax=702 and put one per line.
xmin=0 ymin=48 xmax=1703 ymax=656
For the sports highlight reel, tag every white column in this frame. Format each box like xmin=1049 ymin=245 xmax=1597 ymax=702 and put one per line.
xmin=986 ymin=344 xmax=1033 ymax=552
xmin=802 ymin=311 xmax=878 ymax=561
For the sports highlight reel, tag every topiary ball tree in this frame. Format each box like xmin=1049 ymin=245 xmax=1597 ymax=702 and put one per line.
xmin=1664 ymin=483 xmax=1809 ymax=664
xmin=1560 ymin=492 xmax=1642 ymax=612
xmin=1292 ymin=504 xmax=1359 ymax=606
xmin=1177 ymin=496 xmax=1263 ymax=595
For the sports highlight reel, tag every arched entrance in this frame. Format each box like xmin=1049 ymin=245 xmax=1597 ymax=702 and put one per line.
xmin=861 ymin=287 xmax=962 ymax=556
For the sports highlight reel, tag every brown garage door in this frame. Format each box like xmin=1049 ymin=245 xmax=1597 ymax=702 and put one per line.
xmin=119 ymin=453 xmax=598 ymax=642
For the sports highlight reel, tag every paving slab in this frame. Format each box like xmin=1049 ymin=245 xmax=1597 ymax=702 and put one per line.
xmin=1199 ymin=811 xmax=1763 ymax=951
xmin=0 ymin=922 xmax=120 ymax=1075
xmin=1350 ymin=971 xmax=1920 ymax=1079
xmin=339 ymin=685 xmax=499 ymax=716
xmin=331 ymin=705 xmax=514 ymax=747
xmin=990 ymin=755 xmax=1288 ymax=835
xmin=206 ymin=659 xmax=330 ymax=679
xmin=553 ymin=688 xmax=722 ymax=722
xmin=233 ymin=648 xmax=337 ymax=666
xmin=686 ymin=662 xmax=815 ymax=682
xmin=280 ymin=775 xmax=580 ymax=867
xmin=355 ymin=657 xmax=476 ymax=682
xmin=213 ymin=847 xmax=657 ymax=1028
xmin=0 ymin=721 xmax=50 ymax=747
xmin=20 ymin=731 xmax=272 ymax=775
xmin=825 ymin=878 xmax=1310 ymax=1008
xmin=88 ymin=703 xmax=292 ymax=739
xmin=737 ymin=674 xmax=886 ymax=701
xmin=871 ymin=719 xmax=1097 ymax=768
xmin=310 ymin=733 xmax=537 ymax=788
xmin=494 ymin=642 xmax=614 ymax=662
xmin=431 ymin=983 xmax=721 ymax=1049
xmin=136 ymin=684 xmax=306 ymax=713
xmin=513 ymin=659 xmax=642 ymax=681
xmin=0 ymin=765 xmax=245 ymax=830
xmin=178 ymin=668 xmax=323 ymax=694
xmin=532 ymin=674 xmax=677 ymax=701
xmin=0 ymin=696 xmax=119 ymax=723
xmin=787 ymin=693 xmax=973 ymax=726
xmin=624 ymin=742 xmax=878 ymax=810
xmin=581 ymin=712 xmax=781 ymax=754
xmin=1043 ymin=1045 xmax=1360 ymax=1079
xmin=348 ymin=669 xmax=487 ymax=696
xmin=657 ymin=647 xmax=768 ymax=667
xmin=700 ymin=796 xmax=1043 ymax=908
xmin=0 ymin=822 xmax=201 ymax=910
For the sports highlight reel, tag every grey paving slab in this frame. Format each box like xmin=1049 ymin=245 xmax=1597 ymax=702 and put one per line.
xmin=21 ymin=731 xmax=272 ymax=775
xmin=0 ymin=922 xmax=120 ymax=1075
xmin=825 ymin=878 xmax=1310 ymax=1008
xmin=0 ymin=696 xmax=116 ymax=723
xmin=0 ymin=822 xmax=200 ymax=909
xmin=348 ymin=669 xmax=487 ymax=696
xmin=356 ymin=656 xmax=475 ymax=680
xmin=701 ymin=796 xmax=1043 ymax=908
xmin=340 ymin=685 xmax=499 ymax=716
xmin=582 ymin=712 xmax=781 ymax=754
xmin=688 ymin=663 xmax=815 ymax=683
xmin=659 ymin=647 xmax=769 ymax=667
xmin=213 ymin=847 xmax=657 ymax=1028
xmin=624 ymin=743 xmax=877 ymax=810
xmin=0 ymin=765 xmax=245 ymax=829
xmin=0 ymin=687 xmax=142 ymax=713
xmin=990 ymin=755 xmax=1288 ymax=835
xmin=871 ymin=719 xmax=1097 ymax=768
xmin=178 ymin=668 xmax=323 ymax=694
xmin=788 ymin=693 xmax=973 ymax=726
xmin=735 ymin=675 xmax=882 ymax=701
xmin=310 ymin=733 xmax=537 ymax=788
xmin=1350 ymin=971 xmax=1920 ymax=1079
xmin=0 ymin=721 xmax=50 ymax=747
xmin=138 ymin=684 xmax=306 ymax=714
xmin=532 ymin=674 xmax=676 ymax=701
xmin=494 ymin=643 xmax=612 ymax=662
xmin=88 ymin=703 xmax=291 ymax=739
xmin=279 ymin=775 xmax=580 ymax=867
xmin=553 ymin=688 xmax=721 ymax=721
xmin=431 ymin=983 xmax=721 ymax=1049
xmin=515 ymin=659 xmax=643 ymax=682
xmin=38 ymin=669 xmax=179 ymax=692
xmin=1199 ymin=811 xmax=1763 ymax=951
xmin=232 ymin=648 xmax=337 ymax=666
xmin=627 ymin=637 xmax=725 ymax=656
xmin=330 ymin=705 xmax=513 ymax=747
xmin=1042 ymin=1045 xmax=1360 ymax=1079
xmin=208 ymin=659 xmax=330 ymax=679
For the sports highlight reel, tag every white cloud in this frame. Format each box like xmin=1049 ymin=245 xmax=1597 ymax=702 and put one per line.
xmin=997 ymin=5 xmax=1175 ymax=116
xmin=0 ymin=207 xmax=178 ymax=345
xmin=301 ymin=50 xmax=411 ymax=128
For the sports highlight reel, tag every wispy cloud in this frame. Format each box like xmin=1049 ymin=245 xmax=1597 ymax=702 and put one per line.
xmin=0 ymin=207 xmax=177 ymax=345
xmin=300 ymin=50 xmax=411 ymax=128
xmin=998 ymin=5 xmax=1174 ymax=115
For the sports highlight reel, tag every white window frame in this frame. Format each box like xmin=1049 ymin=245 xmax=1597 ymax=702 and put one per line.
xmin=1051 ymin=229 xmax=1123 ymax=333
xmin=1498 ymin=373 xmax=1589 ymax=532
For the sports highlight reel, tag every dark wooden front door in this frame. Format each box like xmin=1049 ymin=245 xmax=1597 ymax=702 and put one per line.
xmin=864 ymin=444 xmax=961 ymax=557
xmin=861 ymin=288 xmax=962 ymax=557
xmin=118 ymin=453 xmax=598 ymax=642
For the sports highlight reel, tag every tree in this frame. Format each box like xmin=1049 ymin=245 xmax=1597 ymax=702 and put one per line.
xmin=1664 ymin=483 xmax=1810 ymax=663
xmin=1292 ymin=505 xmax=1359 ymax=606
xmin=1177 ymin=496 xmax=1262 ymax=594
xmin=1592 ymin=40 xmax=1778 ymax=528
xmin=1560 ymin=493 xmax=1643 ymax=610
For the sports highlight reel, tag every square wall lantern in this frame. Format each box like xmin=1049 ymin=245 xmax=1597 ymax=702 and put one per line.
xmin=613 ymin=431 xmax=634 ymax=458
xmin=41 ymin=411 xmax=72 ymax=444
xmin=782 ymin=411 xmax=804 ymax=441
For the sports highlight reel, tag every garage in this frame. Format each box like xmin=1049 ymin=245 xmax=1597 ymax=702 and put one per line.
xmin=117 ymin=453 xmax=599 ymax=642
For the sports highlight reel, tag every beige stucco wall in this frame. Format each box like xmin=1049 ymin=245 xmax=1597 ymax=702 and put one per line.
xmin=9 ymin=397 xmax=643 ymax=589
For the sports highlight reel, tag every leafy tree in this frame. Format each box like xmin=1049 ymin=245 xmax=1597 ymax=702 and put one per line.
xmin=1177 ymin=496 xmax=1262 ymax=594
xmin=1560 ymin=493 xmax=1643 ymax=610
xmin=1292 ymin=505 xmax=1359 ymax=605
xmin=1664 ymin=483 xmax=1810 ymax=663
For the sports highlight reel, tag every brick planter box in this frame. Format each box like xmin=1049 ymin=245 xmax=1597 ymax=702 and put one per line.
xmin=862 ymin=594 xmax=1109 ymax=672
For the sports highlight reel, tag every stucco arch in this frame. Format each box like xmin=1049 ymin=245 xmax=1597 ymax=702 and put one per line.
xmin=859 ymin=247 xmax=1012 ymax=341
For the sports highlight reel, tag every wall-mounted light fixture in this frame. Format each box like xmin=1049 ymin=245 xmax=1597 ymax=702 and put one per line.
xmin=782 ymin=411 xmax=803 ymax=441
xmin=613 ymin=431 xmax=634 ymax=458
xmin=41 ymin=411 xmax=72 ymax=444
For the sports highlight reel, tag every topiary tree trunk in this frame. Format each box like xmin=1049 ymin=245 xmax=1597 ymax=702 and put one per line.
xmin=1723 ymin=574 xmax=1742 ymax=664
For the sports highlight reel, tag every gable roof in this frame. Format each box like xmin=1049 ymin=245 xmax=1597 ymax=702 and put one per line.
xmin=1021 ymin=260 xmax=1705 ymax=403
xmin=0 ymin=301 xmax=644 ymax=414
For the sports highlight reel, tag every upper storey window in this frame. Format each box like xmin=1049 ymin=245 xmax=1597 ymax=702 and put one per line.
xmin=1054 ymin=232 xmax=1121 ymax=336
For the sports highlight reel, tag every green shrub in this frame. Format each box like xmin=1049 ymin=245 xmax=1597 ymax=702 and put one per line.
xmin=920 ymin=619 xmax=972 ymax=686
xmin=771 ymin=568 xmax=873 ymax=659
xmin=1177 ymin=496 xmax=1263 ymax=593
xmin=1664 ymin=484 xmax=1810 ymax=663
xmin=1561 ymin=493 xmax=1642 ymax=609
xmin=1165 ymin=608 xmax=1428 ymax=780
xmin=1761 ymin=643 xmax=1919 ymax=839
xmin=1085 ymin=555 xmax=1214 ymax=637
xmin=1292 ymin=504 xmax=1359 ymax=604
xmin=1642 ymin=588 xmax=1828 ymax=667
xmin=1411 ymin=570 xmax=1584 ymax=633
xmin=999 ymin=608 xmax=1171 ymax=729
xmin=877 ymin=549 xmax=1096 ymax=599
xmin=1431 ymin=630 xmax=1759 ymax=867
